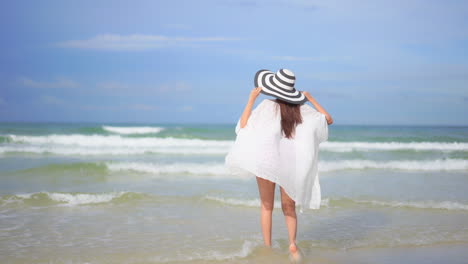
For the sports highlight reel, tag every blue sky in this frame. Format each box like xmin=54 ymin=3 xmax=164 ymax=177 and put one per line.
xmin=0 ymin=0 xmax=467 ymax=125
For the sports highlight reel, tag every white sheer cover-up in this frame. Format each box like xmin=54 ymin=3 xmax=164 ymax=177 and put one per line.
xmin=224 ymin=99 xmax=328 ymax=212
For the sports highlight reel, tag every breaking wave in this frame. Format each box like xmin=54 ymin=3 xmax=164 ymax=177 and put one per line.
xmin=102 ymin=126 xmax=164 ymax=135
xmin=1 ymin=134 xmax=231 ymax=155
xmin=10 ymin=159 xmax=468 ymax=181
xmin=319 ymin=159 xmax=468 ymax=171
xmin=0 ymin=191 xmax=148 ymax=206
xmin=106 ymin=161 xmax=228 ymax=176
xmin=3 ymin=191 xmax=468 ymax=212
xmin=2 ymin=134 xmax=467 ymax=157
xmin=320 ymin=141 xmax=468 ymax=152
xmin=5 ymin=134 xmax=230 ymax=148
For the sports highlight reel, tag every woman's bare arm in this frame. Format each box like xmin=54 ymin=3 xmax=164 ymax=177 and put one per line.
xmin=240 ymin=87 xmax=262 ymax=128
xmin=303 ymin=91 xmax=333 ymax=125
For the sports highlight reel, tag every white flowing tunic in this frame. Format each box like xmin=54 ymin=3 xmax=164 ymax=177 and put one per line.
xmin=224 ymin=99 xmax=328 ymax=212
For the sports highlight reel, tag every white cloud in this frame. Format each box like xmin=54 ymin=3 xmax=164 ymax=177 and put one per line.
xmin=57 ymin=34 xmax=240 ymax=51
xmin=19 ymin=77 xmax=79 ymax=89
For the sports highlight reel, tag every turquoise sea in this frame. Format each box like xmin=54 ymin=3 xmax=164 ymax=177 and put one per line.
xmin=1 ymin=122 xmax=467 ymax=263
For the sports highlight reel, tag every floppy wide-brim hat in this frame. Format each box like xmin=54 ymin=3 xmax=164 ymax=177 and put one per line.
xmin=254 ymin=69 xmax=307 ymax=104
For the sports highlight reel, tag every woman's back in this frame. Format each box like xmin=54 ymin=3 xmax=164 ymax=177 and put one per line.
xmin=226 ymin=99 xmax=328 ymax=211
xmin=227 ymin=68 xmax=333 ymax=259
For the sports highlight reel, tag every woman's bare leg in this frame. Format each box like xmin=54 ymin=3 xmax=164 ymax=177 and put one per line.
xmin=280 ymin=187 xmax=299 ymax=256
xmin=256 ymin=176 xmax=276 ymax=246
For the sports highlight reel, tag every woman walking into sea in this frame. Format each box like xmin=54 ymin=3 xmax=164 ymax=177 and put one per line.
xmin=225 ymin=69 xmax=333 ymax=262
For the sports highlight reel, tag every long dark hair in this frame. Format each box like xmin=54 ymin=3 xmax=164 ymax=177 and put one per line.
xmin=275 ymin=99 xmax=303 ymax=139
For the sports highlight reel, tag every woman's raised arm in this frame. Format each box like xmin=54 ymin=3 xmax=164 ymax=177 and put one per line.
xmin=302 ymin=91 xmax=333 ymax=125
xmin=239 ymin=87 xmax=262 ymax=128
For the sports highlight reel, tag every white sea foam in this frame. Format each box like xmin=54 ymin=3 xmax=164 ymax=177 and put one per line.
xmin=107 ymin=159 xmax=467 ymax=176
xmin=102 ymin=126 xmax=164 ymax=134
xmin=7 ymin=134 xmax=231 ymax=148
xmin=13 ymin=191 xmax=129 ymax=206
xmin=151 ymin=240 xmax=260 ymax=262
xmin=320 ymin=159 xmax=468 ymax=172
xmin=354 ymin=199 xmax=468 ymax=211
xmin=3 ymin=134 xmax=468 ymax=155
xmin=0 ymin=145 xmax=227 ymax=155
xmin=2 ymin=134 xmax=231 ymax=155
xmin=204 ymin=195 xmax=270 ymax=207
xmin=203 ymin=195 xmax=330 ymax=208
xmin=204 ymin=195 xmax=468 ymax=211
xmin=47 ymin=192 xmax=126 ymax=205
xmin=106 ymin=161 xmax=228 ymax=176
xmin=320 ymin=141 xmax=468 ymax=152
xmin=192 ymin=240 xmax=258 ymax=261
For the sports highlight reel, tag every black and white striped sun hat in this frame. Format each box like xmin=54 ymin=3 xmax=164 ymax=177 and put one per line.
xmin=254 ymin=69 xmax=307 ymax=104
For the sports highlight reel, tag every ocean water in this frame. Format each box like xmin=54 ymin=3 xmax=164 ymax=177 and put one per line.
xmin=0 ymin=122 xmax=467 ymax=263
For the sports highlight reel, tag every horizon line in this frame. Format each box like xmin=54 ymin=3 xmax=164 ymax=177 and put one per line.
xmin=0 ymin=120 xmax=467 ymax=128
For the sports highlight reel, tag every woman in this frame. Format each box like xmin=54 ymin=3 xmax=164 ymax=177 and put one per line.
xmin=225 ymin=69 xmax=333 ymax=261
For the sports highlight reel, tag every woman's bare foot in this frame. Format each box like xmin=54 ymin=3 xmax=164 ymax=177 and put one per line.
xmin=289 ymin=243 xmax=302 ymax=263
